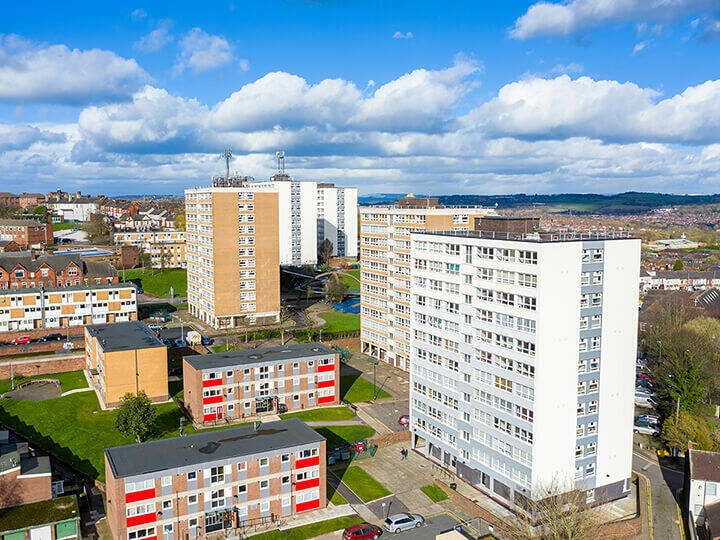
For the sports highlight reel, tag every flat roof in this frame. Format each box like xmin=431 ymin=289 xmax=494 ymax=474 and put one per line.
xmin=0 ymin=495 xmax=79 ymax=533
xmin=0 ymin=281 xmax=136 ymax=297
xmin=105 ymin=418 xmax=325 ymax=479
xmin=184 ymin=342 xmax=333 ymax=371
xmin=416 ymin=229 xmax=637 ymax=243
xmin=86 ymin=321 xmax=163 ymax=352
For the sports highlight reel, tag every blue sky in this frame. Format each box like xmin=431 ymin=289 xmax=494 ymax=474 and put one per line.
xmin=1 ymin=0 xmax=720 ymax=195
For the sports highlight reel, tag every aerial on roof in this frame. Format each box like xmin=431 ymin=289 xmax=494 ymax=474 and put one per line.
xmin=184 ymin=342 xmax=333 ymax=370
xmin=105 ymin=418 xmax=325 ymax=479
xmin=86 ymin=321 xmax=163 ymax=352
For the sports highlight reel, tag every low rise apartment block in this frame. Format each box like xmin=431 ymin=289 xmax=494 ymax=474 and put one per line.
xmin=359 ymin=198 xmax=496 ymax=371
xmin=0 ymin=218 xmax=53 ymax=249
xmin=114 ymin=230 xmax=187 ymax=269
xmin=149 ymin=242 xmax=186 ymax=269
xmin=105 ymin=419 xmax=327 ymax=540
xmin=687 ymin=449 xmax=720 ymax=538
xmin=0 ymin=282 xmax=137 ymax=332
xmin=407 ymin=219 xmax=639 ymax=517
xmin=85 ymin=321 xmax=168 ymax=409
xmin=0 ymin=252 xmax=118 ymax=290
xmin=183 ymin=343 xmax=339 ymax=424
xmin=185 ymin=187 xmax=280 ymax=329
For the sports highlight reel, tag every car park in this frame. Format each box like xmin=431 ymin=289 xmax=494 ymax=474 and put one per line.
xmin=343 ymin=523 xmax=382 ymax=539
xmin=384 ymin=513 xmax=425 ymax=533
xmin=11 ymin=336 xmax=31 ymax=345
xmin=634 ymin=420 xmax=659 ymax=435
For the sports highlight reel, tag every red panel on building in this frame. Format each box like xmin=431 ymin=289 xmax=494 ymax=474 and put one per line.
xmin=296 ymin=499 xmax=320 ymax=512
xmin=295 ymin=456 xmax=320 ymax=469
xmin=203 ymin=413 xmax=217 ymax=422
xmin=202 ymin=379 xmax=222 ymax=388
xmin=203 ymin=395 xmax=223 ymax=405
xmin=125 ymin=488 xmax=155 ymax=503
xmin=317 ymin=379 xmax=334 ymax=388
xmin=317 ymin=363 xmax=335 ymax=373
xmin=318 ymin=395 xmax=335 ymax=404
xmin=126 ymin=513 xmax=156 ymax=527
xmin=295 ymin=477 xmax=320 ymax=491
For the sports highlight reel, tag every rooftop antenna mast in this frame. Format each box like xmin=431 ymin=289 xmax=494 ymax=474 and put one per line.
xmin=276 ymin=151 xmax=285 ymax=175
xmin=222 ymin=149 xmax=233 ymax=179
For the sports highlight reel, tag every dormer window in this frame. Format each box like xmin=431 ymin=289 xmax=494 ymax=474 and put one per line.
xmin=68 ymin=266 xmax=78 ymax=276
xmin=14 ymin=269 xmax=24 ymax=278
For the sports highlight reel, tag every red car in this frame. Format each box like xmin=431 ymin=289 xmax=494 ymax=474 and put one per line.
xmin=12 ymin=336 xmax=31 ymax=345
xmin=343 ymin=523 xmax=382 ymax=539
xmin=398 ymin=415 xmax=410 ymax=426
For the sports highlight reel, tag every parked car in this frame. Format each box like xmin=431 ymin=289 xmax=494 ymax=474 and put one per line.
xmin=637 ymin=414 xmax=660 ymax=425
xmin=398 ymin=415 xmax=410 ymax=426
xmin=12 ymin=336 xmax=31 ymax=345
xmin=201 ymin=336 xmax=214 ymax=346
xmin=173 ymin=338 xmax=185 ymax=348
xmin=161 ymin=338 xmax=173 ymax=347
xmin=383 ymin=513 xmax=424 ymax=533
xmin=635 ymin=394 xmax=656 ymax=408
xmin=147 ymin=323 xmax=164 ymax=332
xmin=41 ymin=333 xmax=63 ymax=342
xmin=343 ymin=524 xmax=382 ymax=539
xmin=634 ymin=420 xmax=660 ymax=435
xmin=136 ymin=288 xmax=144 ymax=294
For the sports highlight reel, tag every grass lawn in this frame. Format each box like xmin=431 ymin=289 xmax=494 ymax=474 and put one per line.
xmin=319 ymin=311 xmax=360 ymax=333
xmin=340 ymin=374 xmax=391 ymax=402
xmin=327 ymin=483 xmax=347 ymax=506
xmin=52 ymin=223 xmax=78 ymax=231
xmin=420 ymin=484 xmax=449 ymax=502
xmin=123 ymin=268 xmax=187 ymax=297
xmin=279 ymin=406 xmax=355 ymax=422
xmin=338 ymin=269 xmax=360 ymax=289
xmin=334 ymin=466 xmax=391 ymax=503
xmin=313 ymin=426 xmax=375 ymax=448
xmin=247 ymin=515 xmax=362 ymax=539
xmin=0 ymin=385 xmax=236 ymax=482
xmin=0 ymin=370 xmax=88 ymax=394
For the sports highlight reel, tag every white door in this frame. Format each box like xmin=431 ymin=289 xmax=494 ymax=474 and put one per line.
xmin=30 ymin=526 xmax=52 ymax=540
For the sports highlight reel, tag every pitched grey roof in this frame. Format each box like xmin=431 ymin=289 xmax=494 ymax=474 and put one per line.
xmin=0 ymin=252 xmax=116 ymax=279
xmin=0 ymin=219 xmax=47 ymax=227
xmin=689 ymin=449 xmax=720 ymax=482
xmin=105 ymin=418 xmax=325 ymax=479
xmin=653 ymin=270 xmax=720 ymax=280
xmin=184 ymin=342 xmax=334 ymax=371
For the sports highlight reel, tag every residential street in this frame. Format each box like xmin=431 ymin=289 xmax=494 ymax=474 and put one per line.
xmin=633 ymin=451 xmax=685 ymax=540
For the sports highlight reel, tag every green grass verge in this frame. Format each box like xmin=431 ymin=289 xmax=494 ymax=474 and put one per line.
xmin=52 ymin=223 xmax=77 ymax=231
xmin=0 ymin=386 xmax=238 ymax=482
xmin=247 ymin=515 xmax=362 ymax=539
xmin=334 ymin=466 xmax=391 ymax=503
xmin=0 ymin=370 xmax=88 ymax=394
xmin=340 ymin=374 xmax=391 ymax=403
xmin=338 ymin=269 xmax=360 ymax=289
xmin=327 ymin=483 xmax=347 ymax=506
xmin=123 ymin=268 xmax=187 ymax=297
xmin=420 ymin=484 xmax=449 ymax=502
xmin=313 ymin=426 xmax=375 ymax=448
xmin=279 ymin=407 xmax=355 ymax=422
xmin=319 ymin=311 xmax=360 ymax=333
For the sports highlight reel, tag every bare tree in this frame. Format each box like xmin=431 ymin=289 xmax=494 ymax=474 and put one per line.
xmin=323 ymin=274 xmax=347 ymax=304
xmin=319 ymin=239 xmax=334 ymax=266
xmin=279 ymin=306 xmax=293 ymax=345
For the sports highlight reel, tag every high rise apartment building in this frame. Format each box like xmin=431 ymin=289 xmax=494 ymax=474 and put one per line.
xmin=317 ymin=184 xmax=358 ymax=259
xmin=408 ymin=221 xmax=639 ymax=515
xmin=359 ymin=200 xmax=496 ymax=371
xmin=185 ymin=187 xmax=280 ymax=329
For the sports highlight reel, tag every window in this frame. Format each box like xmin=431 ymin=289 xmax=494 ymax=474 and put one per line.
xmin=210 ymin=466 xmax=224 ymax=484
xmin=259 ymin=457 xmax=269 ymax=467
xmin=281 ymin=453 xmax=290 ymax=463
xmin=238 ymin=462 xmax=246 ymax=471
xmin=210 ymin=489 xmax=225 ymax=508
xmin=260 ymin=479 xmax=269 ymax=489
xmin=128 ymin=528 xmax=154 ymax=540
xmin=188 ymin=494 xmax=197 ymax=504
xmin=187 ymin=471 xmax=196 ymax=480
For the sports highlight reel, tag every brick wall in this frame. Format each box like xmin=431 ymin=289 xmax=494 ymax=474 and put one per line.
xmin=370 ymin=431 xmax=410 ymax=447
xmin=0 ymin=469 xmax=52 ymax=508
xmin=0 ymin=354 xmax=84 ymax=378
xmin=325 ymin=337 xmax=360 ymax=350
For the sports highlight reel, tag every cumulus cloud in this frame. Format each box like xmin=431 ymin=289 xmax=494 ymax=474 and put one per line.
xmin=465 ymin=75 xmax=720 ymax=145
xmin=130 ymin=8 xmax=147 ymax=21
xmin=0 ymin=124 xmax=65 ymax=151
xmin=173 ymin=28 xmax=234 ymax=75
xmin=392 ymin=31 xmax=414 ymax=40
xmin=0 ymin=35 xmax=149 ymax=105
xmin=134 ymin=21 xmax=173 ymax=52
xmin=510 ymin=0 xmax=717 ymax=39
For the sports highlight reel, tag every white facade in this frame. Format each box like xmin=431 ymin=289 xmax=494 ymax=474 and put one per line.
xmin=688 ymin=450 xmax=720 ymax=534
xmin=47 ymin=200 xmax=100 ymax=221
xmin=408 ymin=230 xmax=639 ymax=514
xmin=317 ymin=185 xmax=358 ymax=258
xmin=245 ymin=179 xmax=317 ymax=266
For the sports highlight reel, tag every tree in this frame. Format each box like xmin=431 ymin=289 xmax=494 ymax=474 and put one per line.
xmin=114 ymin=391 xmax=157 ymax=443
xmin=84 ymin=213 xmax=112 ymax=244
xmin=673 ymin=259 xmax=684 ymax=271
xmin=323 ymin=274 xmax=347 ymax=304
xmin=319 ymin=239 xmax=334 ymax=266
xmin=656 ymin=352 xmax=708 ymax=415
xmin=279 ymin=306 xmax=293 ymax=345
xmin=174 ymin=212 xmax=186 ymax=231
xmin=661 ymin=410 xmax=719 ymax=452
xmin=306 ymin=285 xmax=313 ymax=304
xmin=32 ymin=205 xmax=48 ymax=216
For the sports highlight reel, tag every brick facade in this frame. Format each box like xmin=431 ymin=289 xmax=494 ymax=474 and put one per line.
xmin=0 ymin=219 xmax=53 ymax=249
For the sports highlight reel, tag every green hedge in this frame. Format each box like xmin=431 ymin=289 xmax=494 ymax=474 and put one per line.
xmin=293 ymin=329 xmax=360 ymax=342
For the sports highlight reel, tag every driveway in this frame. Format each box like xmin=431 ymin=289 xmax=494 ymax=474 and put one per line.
xmin=383 ymin=512 xmax=474 ymax=539
xmin=633 ymin=451 xmax=684 ymax=540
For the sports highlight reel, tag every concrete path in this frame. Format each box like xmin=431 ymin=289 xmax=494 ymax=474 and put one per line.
xmin=61 ymin=387 xmax=93 ymax=397
xmin=354 ymin=404 xmax=393 ymax=435
xmin=304 ymin=419 xmax=366 ymax=427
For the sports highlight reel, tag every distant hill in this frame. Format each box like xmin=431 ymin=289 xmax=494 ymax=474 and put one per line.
xmin=362 ymin=192 xmax=720 ymax=214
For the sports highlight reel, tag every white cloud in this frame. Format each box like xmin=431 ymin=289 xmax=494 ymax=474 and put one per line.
xmin=633 ymin=40 xmax=650 ymax=53
xmin=238 ymin=58 xmax=250 ymax=72
xmin=510 ymin=0 xmax=716 ymax=39
xmin=392 ymin=31 xmax=414 ymax=40
xmin=173 ymin=28 xmax=234 ymax=75
xmin=0 ymin=35 xmax=149 ymax=105
xmin=130 ymin=8 xmax=147 ymax=21
xmin=0 ymin=124 xmax=64 ymax=151
xmin=547 ymin=62 xmax=583 ymax=75
xmin=134 ymin=21 xmax=173 ymax=53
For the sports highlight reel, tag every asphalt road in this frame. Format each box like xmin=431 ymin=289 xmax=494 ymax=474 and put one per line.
xmin=386 ymin=513 xmax=466 ymax=539
xmin=633 ymin=451 xmax=685 ymax=540
xmin=361 ymin=400 xmax=410 ymax=433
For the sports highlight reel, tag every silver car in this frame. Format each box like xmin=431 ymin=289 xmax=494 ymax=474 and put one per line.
xmin=384 ymin=513 xmax=424 ymax=533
